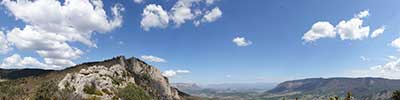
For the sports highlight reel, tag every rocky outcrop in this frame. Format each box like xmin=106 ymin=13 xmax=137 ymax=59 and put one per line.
xmin=58 ymin=56 xmax=188 ymax=100
xmin=0 ymin=56 xmax=195 ymax=100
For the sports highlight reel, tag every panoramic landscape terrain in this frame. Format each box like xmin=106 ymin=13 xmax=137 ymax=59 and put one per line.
xmin=1 ymin=0 xmax=400 ymax=100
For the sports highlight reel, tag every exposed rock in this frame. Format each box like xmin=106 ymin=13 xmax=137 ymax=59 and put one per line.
xmin=0 ymin=56 xmax=197 ymax=100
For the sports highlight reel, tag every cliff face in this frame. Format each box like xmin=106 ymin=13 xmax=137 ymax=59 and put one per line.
xmin=0 ymin=56 xmax=194 ymax=100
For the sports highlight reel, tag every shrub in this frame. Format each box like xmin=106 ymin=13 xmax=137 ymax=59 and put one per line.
xmin=83 ymin=82 xmax=103 ymax=96
xmin=0 ymin=80 xmax=24 ymax=99
xmin=116 ymin=83 xmax=151 ymax=100
xmin=32 ymin=80 xmax=58 ymax=100
xmin=143 ymin=73 xmax=151 ymax=80
xmin=393 ymin=90 xmax=400 ymax=100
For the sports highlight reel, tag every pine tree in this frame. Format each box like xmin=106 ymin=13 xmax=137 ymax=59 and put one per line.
xmin=393 ymin=90 xmax=400 ymax=100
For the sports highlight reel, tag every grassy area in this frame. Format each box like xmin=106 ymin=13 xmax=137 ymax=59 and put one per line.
xmin=32 ymin=80 xmax=59 ymax=100
xmin=116 ymin=83 xmax=151 ymax=100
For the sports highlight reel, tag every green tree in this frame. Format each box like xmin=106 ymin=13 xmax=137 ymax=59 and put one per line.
xmin=392 ymin=90 xmax=400 ymax=100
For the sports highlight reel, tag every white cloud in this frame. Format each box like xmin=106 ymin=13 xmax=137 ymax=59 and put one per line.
xmin=170 ymin=1 xmax=195 ymax=26
xmin=388 ymin=56 xmax=397 ymax=60
xmin=233 ymin=37 xmax=252 ymax=47
xmin=6 ymin=25 xmax=82 ymax=67
xmin=356 ymin=10 xmax=369 ymax=18
xmin=140 ymin=55 xmax=167 ymax=63
xmin=391 ymin=37 xmax=400 ymax=49
xmin=361 ymin=57 xmax=400 ymax=78
xmin=302 ymin=21 xmax=336 ymax=42
xmin=302 ymin=10 xmax=373 ymax=42
xmin=0 ymin=31 xmax=12 ymax=54
xmin=1 ymin=0 xmax=123 ymax=69
xmin=162 ymin=69 xmax=191 ymax=77
xmin=0 ymin=54 xmax=62 ymax=69
xmin=134 ymin=0 xmax=144 ymax=4
xmin=202 ymin=7 xmax=222 ymax=23
xmin=205 ymin=0 xmax=217 ymax=4
xmin=2 ymin=0 xmax=124 ymax=47
xmin=139 ymin=0 xmax=223 ymax=30
xmin=370 ymin=26 xmax=385 ymax=38
xmin=141 ymin=4 xmax=169 ymax=31
xmin=351 ymin=55 xmax=400 ymax=79
xmin=43 ymin=58 xmax=74 ymax=68
xmin=336 ymin=17 xmax=370 ymax=40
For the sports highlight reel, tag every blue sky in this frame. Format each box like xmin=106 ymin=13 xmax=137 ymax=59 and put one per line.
xmin=1 ymin=0 xmax=400 ymax=84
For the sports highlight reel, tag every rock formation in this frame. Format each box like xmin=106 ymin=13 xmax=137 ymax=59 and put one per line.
xmin=0 ymin=56 xmax=197 ymax=100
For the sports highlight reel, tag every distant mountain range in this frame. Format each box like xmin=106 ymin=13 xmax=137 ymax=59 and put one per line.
xmin=0 ymin=68 xmax=53 ymax=80
xmin=173 ymin=78 xmax=400 ymax=100
xmin=260 ymin=77 xmax=400 ymax=100
xmin=0 ymin=56 xmax=200 ymax=100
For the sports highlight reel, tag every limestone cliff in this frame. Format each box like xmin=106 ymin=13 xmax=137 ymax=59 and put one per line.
xmin=0 ymin=56 xmax=197 ymax=100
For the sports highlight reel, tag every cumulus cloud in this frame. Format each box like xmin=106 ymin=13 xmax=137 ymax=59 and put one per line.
xmin=391 ymin=37 xmax=400 ymax=49
xmin=170 ymin=1 xmax=195 ymax=26
xmin=1 ymin=0 xmax=124 ymax=69
xmin=370 ymin=26 xmax=385 ymax=38
xmin=302 ymin=22 xmax=336 ymax=42
xmin=352 ymin=57 xmax=400 ymax=78
xmin=356 ymin=10 xmax=369 ymax=18
xmin=140 ymin=0 xmax=223 ymax=30
xmin=0 ymin=54 xmax=62 ymax=69
xmin=141 ymin=4 xmax=169 ymax=31
xmin=162 ymin=69 xmax=191 ymax=77
xmin=302 ymin=10 xmax=374 ymax=42
xmin=336 ymin=16 xmax=370 ymax=40
xmin=201 ymin=7 xmax=222 ymax=23
xmin=6 ymin=25 xmax=82 ymax=68
xmin=0 ymin=31 xmax=12 ymax=54
xmin=140 ymin=55 xmax=167 ymax=63
xmin=233 ymin=37 xmax=252 ymax=47
xmin=2 ymin=0 xmax=124 ymax=47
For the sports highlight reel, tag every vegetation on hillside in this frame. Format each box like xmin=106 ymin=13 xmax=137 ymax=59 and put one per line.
xmin=83 ymin=82 xmax=103 ymax=96
xmin=116 ymin=83 xmax=151 ymax=100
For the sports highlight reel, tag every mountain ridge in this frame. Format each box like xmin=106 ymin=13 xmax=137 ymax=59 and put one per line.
xmin=261 ymin=77 xmax=400 ymax=99
xmin=0 ymin=56 xmax=200 ymax=100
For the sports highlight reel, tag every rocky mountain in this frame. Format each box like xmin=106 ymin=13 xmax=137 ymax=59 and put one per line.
xmin=260 ymin=77 xmax=400 ymax=100
xmin=0 ymin=56 xmax=200 ymax=100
